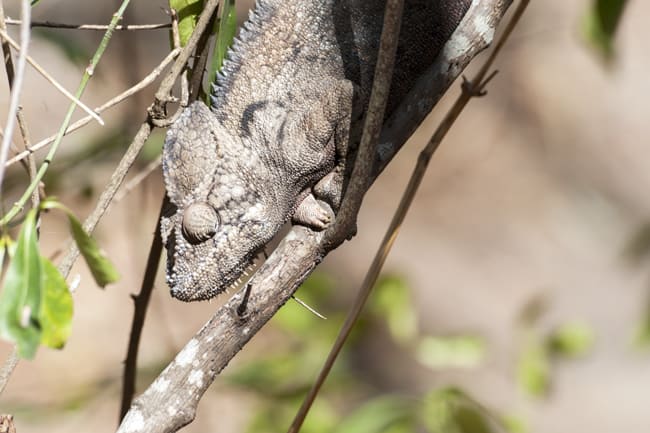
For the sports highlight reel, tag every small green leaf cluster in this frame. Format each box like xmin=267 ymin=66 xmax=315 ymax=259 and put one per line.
xmin=517 ymin=318 xmax=595 ymax=397
xmin=0 ymin=198 xmax=119 ymax=359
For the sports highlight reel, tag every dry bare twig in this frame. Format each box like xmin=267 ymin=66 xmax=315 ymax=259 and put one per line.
xmin=0 ymin=28 xmax=104 ymax=124
xmin=5 ymin=18 xmax=170 ymax=31
xmin=116 ymin=1 xmax=513 ymax=432
xmin=4 ymin=48 xmax=180 ymax=169
xmin=0 ymin=3 xmax=37 ymax=204
xmin=0 ymin=0 xmax=30 ymax=195
xmin=327 ymin=0 xmax=404 ymax=247
xmin=113 ymin=156 xmax=162 ymax=204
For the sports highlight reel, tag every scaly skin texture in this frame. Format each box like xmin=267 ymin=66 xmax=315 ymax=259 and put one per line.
xmin=162 ymin=0 xmax=470 ymax=301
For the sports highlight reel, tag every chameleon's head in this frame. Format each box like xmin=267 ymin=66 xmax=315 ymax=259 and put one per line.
xmin=161 ymin=102 xmax=278 ymax=301
xmin=161 ymin=197 xmax=272 ymax=301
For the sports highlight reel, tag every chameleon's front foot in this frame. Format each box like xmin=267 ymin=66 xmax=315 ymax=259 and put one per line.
xmin=292 ymin=193 xmax=333 ymax=230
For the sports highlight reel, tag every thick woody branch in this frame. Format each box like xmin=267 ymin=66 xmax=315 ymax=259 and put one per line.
xmin=116 ymin=1 xmax=513 ymax=432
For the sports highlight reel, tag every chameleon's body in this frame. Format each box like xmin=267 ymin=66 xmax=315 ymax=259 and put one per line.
xmin=162 ymin=0 xmax=471 ymax=301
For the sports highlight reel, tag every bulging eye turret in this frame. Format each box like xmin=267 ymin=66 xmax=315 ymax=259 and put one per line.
xmin=181 ymin=202 xmax=219 ymax=244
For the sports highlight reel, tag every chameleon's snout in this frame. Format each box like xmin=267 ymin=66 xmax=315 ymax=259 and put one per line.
xmin=169 ymin=279 xmax=219 ymax=302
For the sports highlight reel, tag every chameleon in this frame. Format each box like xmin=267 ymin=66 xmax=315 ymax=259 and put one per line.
xmin=161 ymin=0 xmax=471 ymax=301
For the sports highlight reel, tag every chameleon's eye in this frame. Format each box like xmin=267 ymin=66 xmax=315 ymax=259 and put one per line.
xmin=181 ymin=202 xmax=219 ymax=244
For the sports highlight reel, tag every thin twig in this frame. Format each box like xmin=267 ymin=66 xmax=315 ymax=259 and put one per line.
xmin=0 ymin=0 xmax=132 ymax=227
xmin=4 ymin=48 xmax=180 ymax=169
xmin=0 ymin=4 xmax=38 ymax=206
xmin=326 ymin=0 xmax=404 ymax=248
xmin=119 ymin=195 xmax=167 ymax=422
xmin=170 ymin=9 xmax=189 ymax=109
xmin=289 ymin=1 xmax=530 ymax=430
xmin=5 ymin=18 xmax=170 ymax=31
xmin=57 ymin=121 xmax=152 ymax=275
xmin=0 ymin=28 xmax=104 ymax=125
xmin=188 ymin=15 xmax=213 ymax=102
xmin=0 ymin=0 xmax=30 ymax=198
xmin=113 ymin=156 xmax=162 ymax=204
xmin=291 ymin=296 xmax=327 ymax=320
xmin=152 ymin=0 xmax=220 ymax=117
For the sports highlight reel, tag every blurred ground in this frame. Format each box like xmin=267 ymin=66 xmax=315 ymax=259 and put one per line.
xmin=1 ymin=0 xmax=650 ymax=432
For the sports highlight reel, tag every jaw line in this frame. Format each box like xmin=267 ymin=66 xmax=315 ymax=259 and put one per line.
xmin=168 ymin=253 xmax=257 ymax=302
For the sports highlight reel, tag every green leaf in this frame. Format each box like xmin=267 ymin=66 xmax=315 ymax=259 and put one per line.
xmin=454 ymin=405 xmax=498 ymax=433
xmin=547 ymin=322 xmax=594 ymax=357
xmin=40 ymin=199 xmax=119 ymax=287
xmin=370 ymin=275 xmax=418 ymax=344
xmin=170 ymin=0 xmax=205 ymax=46
xmin=416 ymin=335 xmax=486 ymax=369
xmin=205 ymin=0 xmax=237 ymax=101
xmin=39 ymin=258 xmax=73 ymax=349
xmin=0 ymin=210 xmax=43 ymax=359
xmin=67 ymin=215 xmax=119 ymax=287
xmin=333 ymin=396 xmax=414 ymax=433
xmin=501 ymin=414 xmax=529 ymax=433
xmin=516 ymin=337 xmax=550 ymax=397
xmin=582 ymin=0 xmax=628 ymax=61
xmin=31 ymin=0 xmax=41 ymax=5
xmin=420 ymin=388 xmax=499 ymax=433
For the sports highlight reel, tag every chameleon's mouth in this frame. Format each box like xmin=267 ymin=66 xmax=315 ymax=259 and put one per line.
xmin=166 ymin=248 xmax=258 ymax=302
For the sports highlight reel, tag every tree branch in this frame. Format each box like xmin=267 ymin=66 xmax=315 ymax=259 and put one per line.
xmin=116 ymin=1 xmax=513 ymax=432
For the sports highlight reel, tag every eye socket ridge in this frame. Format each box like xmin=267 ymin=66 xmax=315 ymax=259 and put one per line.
xmin=181 ymin=201 xmax=219 ymax=244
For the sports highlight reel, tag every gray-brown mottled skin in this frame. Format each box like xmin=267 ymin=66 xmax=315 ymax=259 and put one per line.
xmin=162 ymin=0 xmax=470 ymax=301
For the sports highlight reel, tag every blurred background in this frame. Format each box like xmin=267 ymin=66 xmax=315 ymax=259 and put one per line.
xmin=0 ymin=0 xmax=649 ymax=432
